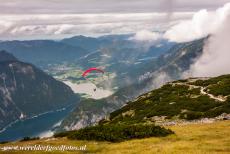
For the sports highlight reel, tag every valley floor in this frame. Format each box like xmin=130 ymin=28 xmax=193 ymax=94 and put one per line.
xmin=0 ymin=120 xmax=230 ymax=154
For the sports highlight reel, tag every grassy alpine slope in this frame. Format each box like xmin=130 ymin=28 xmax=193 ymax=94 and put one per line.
xmin=106 ymin=74 xmax=230 ymax=125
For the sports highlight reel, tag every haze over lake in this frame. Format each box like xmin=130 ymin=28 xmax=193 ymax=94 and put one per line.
xmin=64 ymin=81 xmax=113 ymax=99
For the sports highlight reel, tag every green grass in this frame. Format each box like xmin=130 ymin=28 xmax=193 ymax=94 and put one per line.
xmin=1 ymin=121 xmax=230 ymax=154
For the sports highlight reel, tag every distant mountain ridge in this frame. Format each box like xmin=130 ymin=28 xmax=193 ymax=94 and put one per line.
xmin=0 ymin=35 xmax=175 ymax=86
xmin=61 ymin=35 xmax=102 ymax=51
xmin=61 ymin=34 xmax=133 ymax=51
xmin=0 ymin=40 xmax=88 ymax=69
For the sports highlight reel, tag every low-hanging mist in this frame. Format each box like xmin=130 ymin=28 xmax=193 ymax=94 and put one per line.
xmin=184 ymin=3 xmax=230 ymax=77
xmin=165 ymin=3 xmax=230 ymax=43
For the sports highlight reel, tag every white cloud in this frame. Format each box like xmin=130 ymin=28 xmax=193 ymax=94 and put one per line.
xmin=164 ymin=3 xmax=230 ymax=42
xmin=0 ymin=0 xmax=228 ymax=40
xmin=151 ymin=72 xmax=172 ymax=89
xmin=0 ymin=13 xmax=192 ymax=40
xmin=184 ymin=3 xmax=230 ymax=77
xmin=130 ymin=30 xmax=162 ymax=42
xmin=63 ymin=81 xmax=113 ymax=99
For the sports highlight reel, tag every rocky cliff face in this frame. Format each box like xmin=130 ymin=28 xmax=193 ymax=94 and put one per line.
xmin=0 ymin=51 xmax=77 ymax=130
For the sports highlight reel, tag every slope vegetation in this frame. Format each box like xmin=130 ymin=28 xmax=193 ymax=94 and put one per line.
xmin=107 ymin=75 xmax=230 ymax=125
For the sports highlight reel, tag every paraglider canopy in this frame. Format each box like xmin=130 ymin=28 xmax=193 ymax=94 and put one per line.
xmin=82 ymin=67 xmax=104 ymax=77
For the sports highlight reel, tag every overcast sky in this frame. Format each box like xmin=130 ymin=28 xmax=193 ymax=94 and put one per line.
xmin=0 ymin=0 xmax=229 ymax=14
xmin=0 ymin=0 xmax=229 ymax=40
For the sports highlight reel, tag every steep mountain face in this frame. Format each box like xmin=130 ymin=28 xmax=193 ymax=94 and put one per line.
xmin=0 ymin=40 xmax=87 ymax=69
xmin=105 ymin=75 xmax=230 ymax=125
xmin=0 ymin=51 xmax=77 ymax=130
xmin=0 ymin=51 xmax=17 ymax=62
xmin=100 ymin=38 xmax=205 ymax=92
xmin=59 ymin=38 xmax=206 ymax=130
xmin=125 ymin=38 xmax=205 ymax=83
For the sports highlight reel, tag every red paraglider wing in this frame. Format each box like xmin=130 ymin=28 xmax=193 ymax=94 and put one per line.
xmin=82 ymin=68 xmax=104 ymax=77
